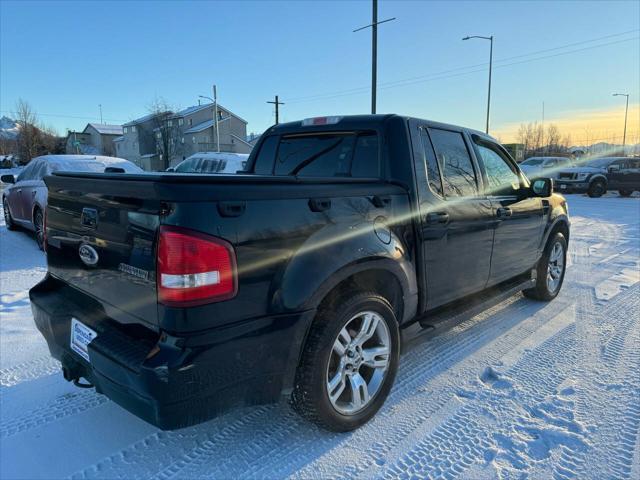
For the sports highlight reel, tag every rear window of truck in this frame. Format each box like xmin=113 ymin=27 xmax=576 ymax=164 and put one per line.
xmin=253 ymin=132 xmax=379 ymax=178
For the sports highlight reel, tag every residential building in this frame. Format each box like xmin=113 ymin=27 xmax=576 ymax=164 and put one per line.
xmin=114 ymin=111 xmax=172 ymax=171
xmin=65 ymin=123 xmax=123 ymax=156
xmin=167 ymin=103 xmax=252 ymax=166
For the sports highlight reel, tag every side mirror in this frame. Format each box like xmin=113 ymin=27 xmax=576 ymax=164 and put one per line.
xmin=166 ymin=167 xmax=175 ymax=172
xmin=532 ymin=178 xmax=553 ymax=197
xmin=1 ymin=174 xmax=15 ymax=184
xmin=608 ymin=165 xmax=620 ymax=173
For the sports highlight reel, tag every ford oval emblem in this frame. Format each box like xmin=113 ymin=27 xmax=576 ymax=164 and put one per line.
xmin=79 ymin=244 xmax=99 ymax=266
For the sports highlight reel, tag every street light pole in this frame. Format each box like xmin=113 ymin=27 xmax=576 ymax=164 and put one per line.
xmin=463 ymin=35 xmax=494 ymax=134
xmin=353 ymin=0 xmax=396 ymax=114
xmin=198 ymin=86 xmax=220 ymax=153
xmin=613 ymin=93 xmax=630 ymax=152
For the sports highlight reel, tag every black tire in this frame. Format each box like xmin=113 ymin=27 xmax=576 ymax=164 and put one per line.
xmin=619 ymin=189 xmax=633 ymax=197
xmin=292 ymin=292 xmax=400 ymax=432
xmin=523 ymin=232 xmax=567 ymax=301
xmin=587 ymin=179 xmax=606 ymax=198
xmin=33 ymin=208 xmax=44 ymax=250
xmin=3 ymin=197 xmax=16 ymax=230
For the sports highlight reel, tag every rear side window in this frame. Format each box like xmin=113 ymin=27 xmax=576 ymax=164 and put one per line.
xmin=428 ymin=128 xmax=478 ymax=197
xmin=419 ymin=128 xmax=443 ymax=197
xmin=254 ymin=132 xmax=379 ymax=177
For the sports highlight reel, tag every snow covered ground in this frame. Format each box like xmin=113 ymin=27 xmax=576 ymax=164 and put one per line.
xmin=1 ymin=193 xmax=638 ymax=479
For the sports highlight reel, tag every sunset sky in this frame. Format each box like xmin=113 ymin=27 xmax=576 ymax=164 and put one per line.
xmin=1 ymin=1 xmax=638 ymax=146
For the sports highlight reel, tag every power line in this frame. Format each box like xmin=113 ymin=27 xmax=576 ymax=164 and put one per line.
xmin=286 ymin=30 xmax=639 ymax=104
xmin=0 ymin=110 xmax=127 ymax=123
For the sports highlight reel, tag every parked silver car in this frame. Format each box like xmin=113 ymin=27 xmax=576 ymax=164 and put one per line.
xmin=1 ymin=154 xmax=141 ymax=248
xmin=519 ymin=156 xmax=575 ymax=180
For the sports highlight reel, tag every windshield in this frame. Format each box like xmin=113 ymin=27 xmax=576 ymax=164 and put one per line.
xmin=175 ymin=158 xmax=227 ymax=173
xmin=522 ymin=159 xmax=543 ymax=166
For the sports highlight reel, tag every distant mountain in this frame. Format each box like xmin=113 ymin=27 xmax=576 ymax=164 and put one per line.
xmin=0 ymin=116 xmax=20 ymax=139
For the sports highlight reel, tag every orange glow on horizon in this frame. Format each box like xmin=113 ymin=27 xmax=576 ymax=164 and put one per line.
xmin=493 ymin=104 xmax=640 ymax=146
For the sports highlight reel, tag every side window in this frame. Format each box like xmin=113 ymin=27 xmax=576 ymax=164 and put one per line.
xmin=473 ymin=141 xmax=522 ymax=196
xmin=428 ymin=128 xmax=477 ymax=197
xmin=419 ymin=128 xmax=443 ymax=197
xmin=252 ymin=135 xmax=279 ymax=174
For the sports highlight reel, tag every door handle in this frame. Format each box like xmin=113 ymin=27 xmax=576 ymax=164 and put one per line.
xmin=496 ymin=207 xmax=513 ymax=218
xmin=425 ymin=212 xmax=449 ymax=224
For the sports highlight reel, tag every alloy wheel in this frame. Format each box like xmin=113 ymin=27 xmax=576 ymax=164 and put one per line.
xmin=326 ymin=311 xmax=391 ymax=415
xmin=34 ymin=210 xmax=44 ymax=248
xmin=546 ymin=241 xmax=564 ymax=293
xmin=2 ymin=199 xmax=10 ymax=225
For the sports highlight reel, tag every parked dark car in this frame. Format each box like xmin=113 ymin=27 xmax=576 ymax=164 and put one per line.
xmin=30 ymin=115 xmax=570 ymax=431
xmin=2 ymin=155 xmax=142 ymax=248
xmin=554 ymin=156 xmax=627 ymax=197
xmin=607 ymin=157 xmax=640 ymax=197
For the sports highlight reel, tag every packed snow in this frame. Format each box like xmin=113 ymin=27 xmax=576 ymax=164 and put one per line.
xmin=0 ymin=193 xmax=638 ymax=479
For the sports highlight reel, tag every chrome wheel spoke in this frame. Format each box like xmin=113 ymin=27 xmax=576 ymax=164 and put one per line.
xmin=327 ymin=370 xmax=346 ymax=403
xmin=353 ymin=313 xmax=379 ymax=346
xmin=362 ymin=345 xmax=390 ymax=369
xmin=333 ymin=328 xmax=351 ymax=357
xmin=348 ymin=373 xmax=370 ymax=411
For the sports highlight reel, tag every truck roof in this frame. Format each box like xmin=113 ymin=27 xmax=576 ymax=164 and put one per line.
xmin=265 ymin=114 xmax=495 ymax=142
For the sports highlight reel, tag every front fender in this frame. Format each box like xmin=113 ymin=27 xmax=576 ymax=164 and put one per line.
xmin=273 ymin=218 xmax=418 ymax=322
xmin=539 ymin=194 xmax=570 ymax=250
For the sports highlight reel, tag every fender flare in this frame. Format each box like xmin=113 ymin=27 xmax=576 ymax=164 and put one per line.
xmin=588 ymin=174 xmax=607 ymax=187
xmin=304 ymin=257 xmax=418 ymax=323
xmin=540 ymin=214 xmax=570 ymax=250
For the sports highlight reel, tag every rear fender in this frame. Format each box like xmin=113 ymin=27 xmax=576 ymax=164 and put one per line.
xmin=274 ymin=219 xmax=418 ymax=323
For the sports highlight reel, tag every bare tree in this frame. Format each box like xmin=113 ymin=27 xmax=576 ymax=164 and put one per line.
xmin=14 ymin=99 xmax=41 ymax=163
xmin=546 ymin=124 xmax=561 ymax=151
xmin=147 ymin=97 xmax=178 ymax=170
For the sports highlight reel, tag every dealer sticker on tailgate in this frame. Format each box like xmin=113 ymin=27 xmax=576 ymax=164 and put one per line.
xmin=70 ymin=318 xmax=97 ymax=362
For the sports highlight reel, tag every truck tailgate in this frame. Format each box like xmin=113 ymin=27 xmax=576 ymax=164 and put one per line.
xmin=45 ymin=175 xmax=161 ymax=329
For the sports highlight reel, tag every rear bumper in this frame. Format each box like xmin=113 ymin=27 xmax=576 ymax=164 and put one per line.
xmin=554 ymin=181 xmax=589 ymax=193
xmin=30 ymin=275 xmax=314 ymax=430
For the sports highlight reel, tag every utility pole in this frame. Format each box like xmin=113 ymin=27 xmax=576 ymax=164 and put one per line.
xmin=99 ymin=104 xmax=103 ymax=124
xmin=353 ymin=0 xmax=396 ymax=114
xmin=213 ymin=85 xmax=220 ymax=153
xmin=613 ymin=93 xmax=630 ymax=152
xmin=267 ymin=95 xmax=285 ymax=124
xmin=463 ymin=34 xmax=494 ymax=134
xmin=542 ymin=101 xmax=545 ymax=154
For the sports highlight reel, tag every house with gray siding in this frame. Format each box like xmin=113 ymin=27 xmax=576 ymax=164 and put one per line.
xmin=65 ymin=123 xmax=123 ymax=156
xmin=167 ymin=103 xmax=252 ymax=167
xmin=115 ymin=111 xmax=172 ymax=170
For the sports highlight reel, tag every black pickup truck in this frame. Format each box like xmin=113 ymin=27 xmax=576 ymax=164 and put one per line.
xmin=30 ymin=115 xmax=570 ymax=432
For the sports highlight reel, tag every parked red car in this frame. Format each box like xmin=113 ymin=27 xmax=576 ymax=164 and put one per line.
xmin=1 ymin=155 xmax=142 ymax=248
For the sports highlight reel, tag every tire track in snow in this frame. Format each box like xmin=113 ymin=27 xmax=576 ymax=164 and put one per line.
xmin=380 ymin=321 xmax=585 ymax=480
xmin=70 ymin=405 xmax=274 ymax=480
xmin=0 ymin=355 xmax=59 ymax=388
xmin=1 ymin=389 xmax=108 ymax=439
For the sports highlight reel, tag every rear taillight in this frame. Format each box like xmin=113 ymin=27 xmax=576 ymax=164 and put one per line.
xmin=157 ymin=226 xmax=237 ymax=306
